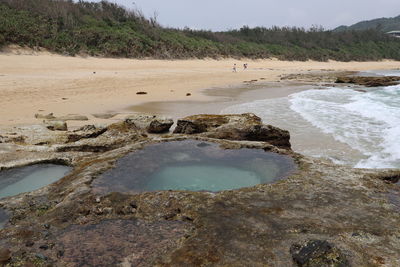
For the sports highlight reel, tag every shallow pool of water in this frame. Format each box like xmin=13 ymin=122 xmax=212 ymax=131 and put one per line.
xmin=0 ymin=164 xmax=71 ymax=199
xmin=94 ymin=140 xmax=295 ymax=193
xmin=146 ymin=164 xmax=263 ymax=192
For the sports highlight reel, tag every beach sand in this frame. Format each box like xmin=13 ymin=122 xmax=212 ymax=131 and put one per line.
xmin=0 ymin=51 xmax=399 ymax=128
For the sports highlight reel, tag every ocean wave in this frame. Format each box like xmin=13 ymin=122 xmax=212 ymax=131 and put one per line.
xmin=289 ymin=85 xmax=400 ymax=169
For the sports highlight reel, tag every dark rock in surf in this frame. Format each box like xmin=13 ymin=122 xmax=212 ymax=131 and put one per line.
xmin=335 ymin=76 xmax=400 ymax=87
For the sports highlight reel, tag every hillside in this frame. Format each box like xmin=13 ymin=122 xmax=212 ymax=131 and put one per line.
xmin=335 ymin=15 xmax=400 ymax=32
xmin=1 ymin=0 xmax=400 ymax=61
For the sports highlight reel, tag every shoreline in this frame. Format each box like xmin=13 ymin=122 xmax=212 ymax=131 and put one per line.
xmin=129 ymin=81 xmax=312 ymax=121
xmin=1 ymin=53 xmax=399 ymax=129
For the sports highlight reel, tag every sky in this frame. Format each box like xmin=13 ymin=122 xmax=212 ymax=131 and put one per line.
xmin=98 ymin=0 xmax=400 ymax=31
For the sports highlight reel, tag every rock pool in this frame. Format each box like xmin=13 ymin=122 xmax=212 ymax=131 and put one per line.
xmin=93 ymin=140 xmax=295 ymax=193
xmin=0 ymin=164 xmax=71 ymax=199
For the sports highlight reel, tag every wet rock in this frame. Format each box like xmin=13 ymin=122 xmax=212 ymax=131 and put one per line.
xmin=173 ymin=113 xmax=291 ymax=149
xmin=335 ymin=76 xmax=400 ymax=87
xmin=125 ymin=114 xmax=173 ymax=134
xmin=290 ymin=240 xmax=349 ymax=267
xmin=0 ymin=248 xmax=11 ymax=264
xmin=45 ymin=121 xmax=68 ymax=131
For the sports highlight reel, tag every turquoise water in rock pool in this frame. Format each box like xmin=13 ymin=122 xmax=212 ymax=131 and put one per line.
xmin=93 ymin=140 xmax=295 ymax=193
xmin=0 ymin=164 xmax=71 ymax=199
xmin=146 ymin=165 xmax=262 ymax=192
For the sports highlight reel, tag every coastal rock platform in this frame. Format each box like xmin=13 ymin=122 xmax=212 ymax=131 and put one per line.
xmin=0 ymin=114 xmax=399 ymax=266
xmin=335 ymin=76 xmax=400 ymax=87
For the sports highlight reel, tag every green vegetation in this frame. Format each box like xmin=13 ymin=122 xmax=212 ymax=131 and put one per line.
xmin=335 ymin=15 xmax=400 ymax=33
xmin=1 ymin=0 xmax=400 ymax=61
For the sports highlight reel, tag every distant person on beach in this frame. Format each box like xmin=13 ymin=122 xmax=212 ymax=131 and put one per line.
xmin=232 ymin=64 xmax=237 ymax=72
xmin=243 ymin=63 xmax=248 ymax=70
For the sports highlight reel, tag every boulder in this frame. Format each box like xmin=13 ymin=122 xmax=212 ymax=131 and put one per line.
xmin=173 ymin=113 xmax=291 ymax=149
xmin=335 ymin=76 xmax=400 ymax=87
xmin=290 ymin=240 xmax=349 ymax=267
xmin=45 ymin=121 xmax=68 ymax=131
xmin=125 ymin=114 xmax=173 ymax=134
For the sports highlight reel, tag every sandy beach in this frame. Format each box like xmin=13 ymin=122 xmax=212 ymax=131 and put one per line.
xmin=0 ymin=50 xmax=399 ymax=128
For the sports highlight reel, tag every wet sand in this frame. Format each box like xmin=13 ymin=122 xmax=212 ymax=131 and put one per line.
xmin=130 ymin=81 xmax=310 ymax=120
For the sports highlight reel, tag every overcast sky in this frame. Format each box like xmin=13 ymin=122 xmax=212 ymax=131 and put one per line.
xmin=99 ymin=0 xmax=400 ymax=31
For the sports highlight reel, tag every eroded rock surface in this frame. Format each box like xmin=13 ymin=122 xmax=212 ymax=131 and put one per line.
xmin=0 ymin=114 xmax=399 ymax=266
xmin=55 ymin=219 xmax=188 ymax=266
xmin=174 ymin=113 xmax=291 ymax=149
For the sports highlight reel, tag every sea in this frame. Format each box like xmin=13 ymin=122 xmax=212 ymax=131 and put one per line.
xmin=223 ymin=70 xmax=400 ymax=169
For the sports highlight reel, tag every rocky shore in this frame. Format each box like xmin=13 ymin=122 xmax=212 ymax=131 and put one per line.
xmin=335 ymin=75 xmax=400 ymax=87
xmin=0 ymin=113 xmax=399 ymax=266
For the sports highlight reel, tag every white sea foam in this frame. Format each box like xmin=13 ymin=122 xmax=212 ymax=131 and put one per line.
xmin=289 ymin=85 xmax=400 ymax=168
xmin=363 ymin=70 xmax=400 ymax=77
xmin=223 ymin=84 xmax=400 ymax=169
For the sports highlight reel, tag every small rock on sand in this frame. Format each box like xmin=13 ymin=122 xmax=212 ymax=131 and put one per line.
xmin=136 ymin=92 xmax=148 ymax=95
xmin=35 ymin=113 xmax=56 ymax=120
